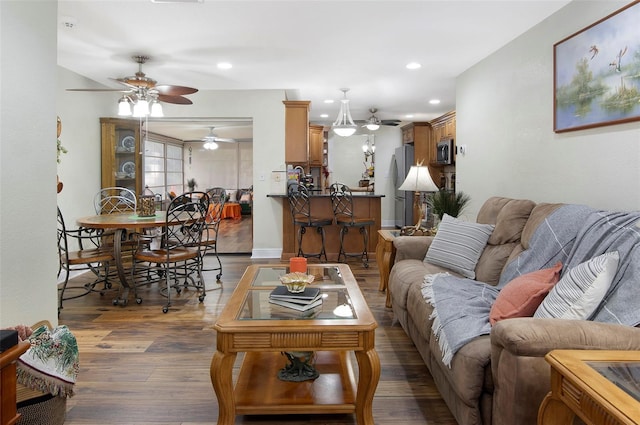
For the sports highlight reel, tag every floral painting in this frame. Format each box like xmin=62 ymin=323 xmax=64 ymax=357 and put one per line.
xmin=554 ymin=1 xmax=640 ymax=132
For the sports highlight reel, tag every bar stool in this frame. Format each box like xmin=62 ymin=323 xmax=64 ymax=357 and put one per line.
xmin=329 ymin=183 xmax=375 ymax=268
xmin=287 ymin=183 xmax=333 ymax=262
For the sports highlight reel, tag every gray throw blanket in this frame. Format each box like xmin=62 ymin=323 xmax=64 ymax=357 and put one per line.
xmin=422 ymin=204 xmax=640 ymax=367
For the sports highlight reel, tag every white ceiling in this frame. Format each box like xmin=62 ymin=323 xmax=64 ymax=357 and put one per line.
xmin=58 ymin=0 xmax=571 ymax=141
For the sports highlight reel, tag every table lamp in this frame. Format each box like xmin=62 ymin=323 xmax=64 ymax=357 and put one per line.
xmin=398 ymin=162 xmax=439 ymax=235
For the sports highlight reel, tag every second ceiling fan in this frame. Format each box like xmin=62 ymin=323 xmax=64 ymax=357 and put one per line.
xmin=187 ymin=127 xmax=237 ymax=150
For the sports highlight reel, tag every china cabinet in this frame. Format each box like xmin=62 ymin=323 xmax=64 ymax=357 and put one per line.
xmin=100 ymin=117 xmax=143 ymax=196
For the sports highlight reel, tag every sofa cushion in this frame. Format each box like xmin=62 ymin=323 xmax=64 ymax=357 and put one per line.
xmin=489 ymin=262 xmax=562 ymax=325
xmin=424 ymin=214 xmax=495 ymax=279
xmin=389 ymin=260 xmax=454 ymax=316
xmin=475 ymin=198 xmax=536 ymax=285
xmin=534 ymin=251 xmax=619 ymax=320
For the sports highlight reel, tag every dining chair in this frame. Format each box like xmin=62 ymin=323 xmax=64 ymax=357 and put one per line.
xmin=57 ymin=207 xmax=114 ymax=315
xmin=200 ymin=187 xmax=227 ymax=282
xmin=93 ymin=186 xmax=145 ymax=255
xmin=329 ymin=182 xmax=376 ymax=268
xmin=287 ymin=183 xmax=333 ymax=262
xmin=94 ymin=187 xmax=137 ymax=214
xmin=132 ymin=191 xmax=209 ymax=313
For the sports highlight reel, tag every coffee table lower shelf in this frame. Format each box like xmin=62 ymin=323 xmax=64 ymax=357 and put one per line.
xmin=234 ymin=351 xmax=357 ymax=415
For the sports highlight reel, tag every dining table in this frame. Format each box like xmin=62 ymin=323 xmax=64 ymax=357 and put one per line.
xmin=76 ymin=211 xmax=196 ymax=306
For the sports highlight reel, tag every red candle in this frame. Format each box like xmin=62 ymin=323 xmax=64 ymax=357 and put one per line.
xmin=289 ymin=257 xmax=307 ymax=273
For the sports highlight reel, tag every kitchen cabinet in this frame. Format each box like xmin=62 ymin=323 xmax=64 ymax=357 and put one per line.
xmin=308 ymin=124 xmax=324 ymax=166
xmin=101 ymin=117 xmax=143 ymax=196
xmin=400 ymin=122 xmax=432 ymax=166
xmin=431 ymin=110 xmax=456 ymax=150
xmin=283 ymin=100 xmax=310 ymax=164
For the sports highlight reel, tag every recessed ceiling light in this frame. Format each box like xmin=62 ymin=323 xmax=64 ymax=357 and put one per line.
xmin=406 ymin=62 xmax=421 ymax=70
xmin=324 ymin=99 xmax=334 ymax=104
xmin=405 ymin=114 xmax=414 ymax=118
xmin=429 ymin=99 xmax=441 ymax=105
xmin=320 ymin=114 xmax=329 ymax=118
xmin=151 ymin=0 xmax=203 ymax=3
xmin=217 ymin=62 xmax=232 ymax=70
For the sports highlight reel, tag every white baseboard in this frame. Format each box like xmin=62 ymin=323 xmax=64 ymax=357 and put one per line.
xmin=251 ymin=248 xmax=282 ymax=259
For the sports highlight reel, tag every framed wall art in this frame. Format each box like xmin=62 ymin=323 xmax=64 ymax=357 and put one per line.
xmin=554 ymin=1 xmax=640 ymax=133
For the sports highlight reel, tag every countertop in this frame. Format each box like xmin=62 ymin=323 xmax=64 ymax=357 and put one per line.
xmin=267 ymin=191 xmax=384 ymax=198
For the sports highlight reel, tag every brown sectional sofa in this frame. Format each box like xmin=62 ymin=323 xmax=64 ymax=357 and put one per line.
xmin=388 ymin=197 xmax=640 ymax=425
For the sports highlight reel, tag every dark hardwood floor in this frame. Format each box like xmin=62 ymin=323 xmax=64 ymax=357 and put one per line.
xmin=57 ymin=249 xmax=457 ymax=424
xmin=217 ymin=215 xmax=253 ymax=254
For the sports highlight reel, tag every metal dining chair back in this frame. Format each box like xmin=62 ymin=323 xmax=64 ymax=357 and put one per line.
xmin=201 ymin=187 xmax=227 ymax=282
xmin=207 ymin=187 xmax=227 ymax=203
xmin=94 ymin=187 xmax=137 ymax=214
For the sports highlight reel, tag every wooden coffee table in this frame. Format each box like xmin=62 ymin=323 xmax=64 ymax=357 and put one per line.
xmin=210 ymin=264 xmax=380 ymax=425
xmin=539 ymin=349 xmax=640 ymax=425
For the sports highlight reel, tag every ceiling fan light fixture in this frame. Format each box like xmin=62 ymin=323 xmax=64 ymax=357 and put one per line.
xmin=365 ymin=122 xmax=380 ymax=131
xmin=332 ymin=88 xmax=357 ymax=137
xmin=363 ymin=108 xmax=381 ymax=131
xmin=118 ymin=96 xmax=132 ymax=116
xmin=133 ymin=98 xmax=149 ymax=117
xmin=150 ymin=100 xmax=164 ymax=117
xmin=203 ymin=141 xmax=219 ymax=150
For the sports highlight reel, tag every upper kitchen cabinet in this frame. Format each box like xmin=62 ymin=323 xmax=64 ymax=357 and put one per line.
xmin=400 ymin=122 xmax=432 ymax=166
xmin=100 ymin=117 xmax=143 ymax=196
xmin=283 ymin=100 xmax=310 ymax=164
xmin=308 ymin=124 xmax=324 ymax=166
xmin=431 ymin=110 xmax=456 ymax=145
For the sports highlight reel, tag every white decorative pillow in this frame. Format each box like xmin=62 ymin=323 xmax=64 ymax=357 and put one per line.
xmin=534 ymin=251 xmax=619 ymax=320
xmin=424 ymin=214 xmax=495 ymax=279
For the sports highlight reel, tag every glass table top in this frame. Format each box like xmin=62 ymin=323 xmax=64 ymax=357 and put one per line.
xmin=238 ymin=265 xmax=356 ymax=321
xmin=589 ymin=361 xmax=640 ymax=402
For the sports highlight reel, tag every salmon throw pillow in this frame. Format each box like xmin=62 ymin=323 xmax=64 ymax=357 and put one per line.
xmin=489 ymin=262 xmax=562 ymax=325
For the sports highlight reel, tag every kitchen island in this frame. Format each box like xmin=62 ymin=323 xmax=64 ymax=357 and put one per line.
xmin=268 ymin=191 xmax=384 ymax=261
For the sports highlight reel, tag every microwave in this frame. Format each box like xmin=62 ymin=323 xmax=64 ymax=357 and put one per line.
xmin=436 ymin=138 xmax=454 ymax=165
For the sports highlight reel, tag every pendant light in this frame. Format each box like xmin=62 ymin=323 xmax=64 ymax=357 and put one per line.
xmin=332 ymin=88 xmax=357 ymax=137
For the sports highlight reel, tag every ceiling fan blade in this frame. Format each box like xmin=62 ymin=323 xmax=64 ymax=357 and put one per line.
xmin=155 ymin=85 xmax=198 ymax=96
xmin=213 ymin=137 xmax=236 ymax=143
xmin=381 ymin=120 xmax=401 ymax=126
xmin=158 ymin=94 xmax=193 ymax=105
xmin=110 ymin=77 xmax=140 ymax=90
xmin=66 ymin=88 xmax=131 ymax=93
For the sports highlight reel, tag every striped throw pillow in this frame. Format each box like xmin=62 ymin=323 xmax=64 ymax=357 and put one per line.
xmin=424 ymin=214 xmax=495 ymax=279
xmin=534 ymin=251 xmax=619 ymax=320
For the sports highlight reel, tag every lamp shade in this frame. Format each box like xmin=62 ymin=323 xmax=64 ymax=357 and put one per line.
xmin=398 ymin=165 xmax=439 ymax=192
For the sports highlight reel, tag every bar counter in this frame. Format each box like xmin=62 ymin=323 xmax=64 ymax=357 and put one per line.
xmin=268 ymin=191 xmax=384 ymax=261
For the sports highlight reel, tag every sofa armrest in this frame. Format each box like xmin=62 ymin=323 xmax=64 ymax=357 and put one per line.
xmin=490 ymin=318 xmax=640 ymax=425
xmin=393 ymin=236 xmax=433 ymax=262
xmin=492 ymin=317 xmax=640 ymax=357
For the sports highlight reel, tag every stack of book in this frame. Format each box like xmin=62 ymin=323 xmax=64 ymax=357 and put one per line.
xmin=269 ymin=286 xmax=322 ymax=311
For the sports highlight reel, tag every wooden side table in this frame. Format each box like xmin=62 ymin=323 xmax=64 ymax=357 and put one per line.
xmin=376 ymin=229 xmax=399 ymax=308
xmin=1 ymin=341 xmax=30 ymax=425
xmin=538 ymin=349 xmax=640 ymax=425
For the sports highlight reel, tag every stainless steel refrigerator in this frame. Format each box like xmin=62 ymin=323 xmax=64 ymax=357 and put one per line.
xmin=394 ymin=144 xmax=414 ymax=228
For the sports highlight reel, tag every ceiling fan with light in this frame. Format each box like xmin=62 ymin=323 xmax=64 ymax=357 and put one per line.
xmin=186 ymin=127 xmax=237 ymax=150
xmin=66 ymin=55 xmax=198 ymax=117
xmin=358 ymin=108 xmax=401 ymax=130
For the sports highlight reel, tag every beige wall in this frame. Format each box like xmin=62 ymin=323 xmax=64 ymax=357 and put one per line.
xmin=456 ymin=0 xmax=640 ymax=220
xmin=0 ymin=1 xmax=58 ymax=327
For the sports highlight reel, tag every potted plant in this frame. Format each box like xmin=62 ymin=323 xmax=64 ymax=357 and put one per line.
xmin=187 ymin=178 xmax=197 ymax=192
xmin=427 ymin=190 xmax=471 ymax=219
